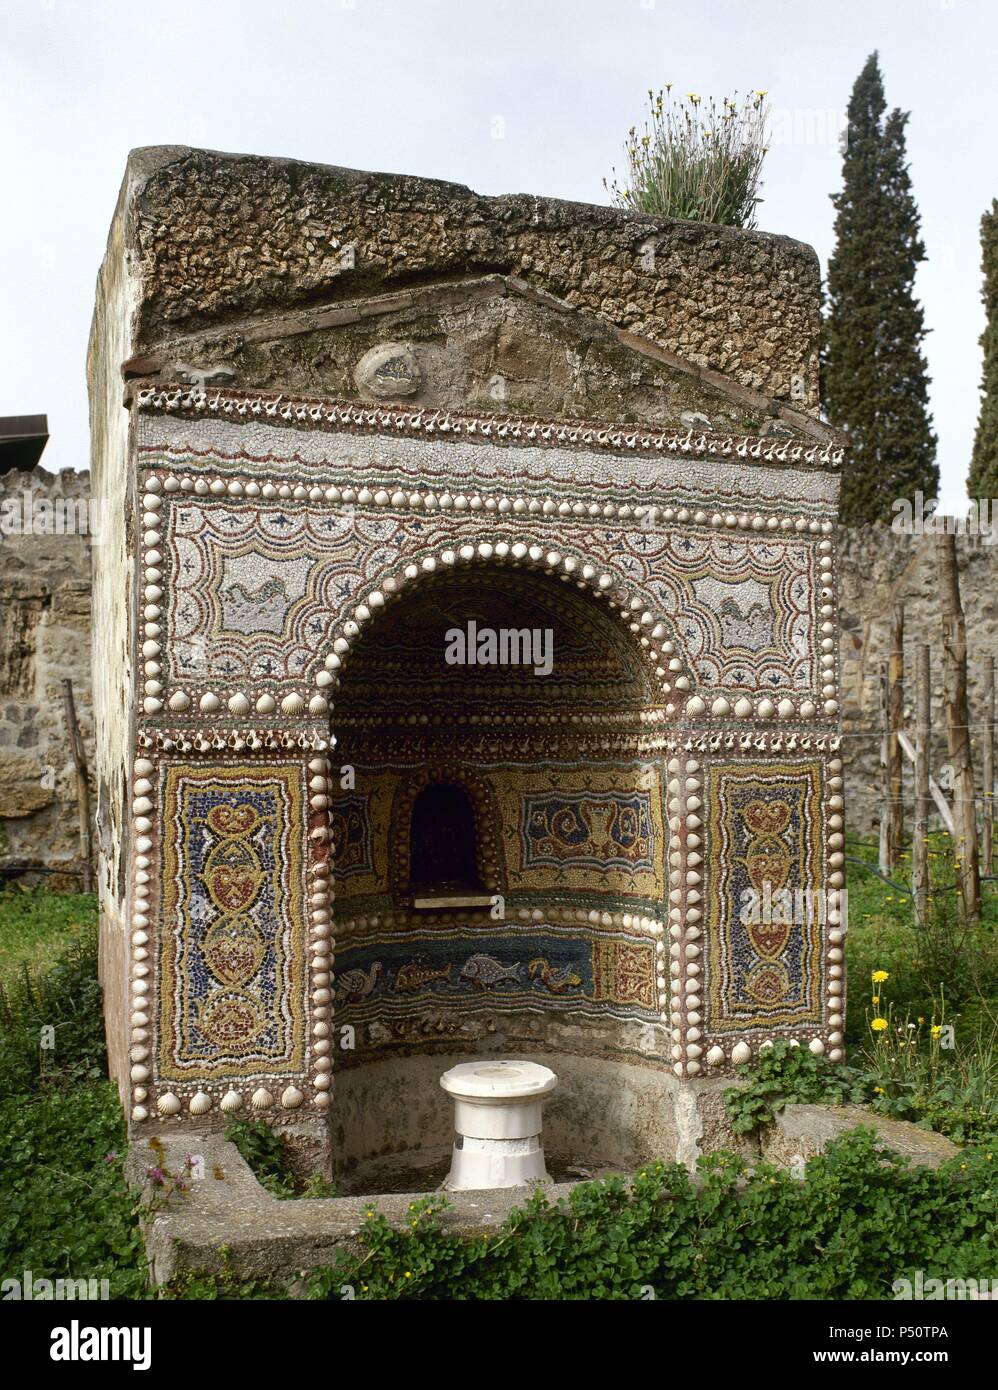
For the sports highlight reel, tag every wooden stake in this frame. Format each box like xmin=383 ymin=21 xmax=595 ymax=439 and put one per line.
xmin=879 ymin=658 xmax=890 ymax=875
xmin=913 ymin=644 xmax=930 ymax=926
xmin=935 ymin=532 xmax=981 ymax=920
xmin=61 ymin=678 xmax=93 ymax=894
xmin=887 ymin=602 xmax=905 ymax=872
xmin=984 ymin=653 xmax=995 ymax=877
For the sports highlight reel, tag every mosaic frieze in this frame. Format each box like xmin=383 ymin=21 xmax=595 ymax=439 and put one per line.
xmin=328 ymin=763 xmax=667 ymax=906
xmin=333 ymin=923 xmax=660 ymax=1024
xmin=701 ymin=759 xmax=826 ymax=1034
xmin=136 ymin=396 xmax=842 ymax=514
xmin=152 ymin=495 xmax=828 ymax=707
xmin=157 ymin=763 xmax=309 ymax=1081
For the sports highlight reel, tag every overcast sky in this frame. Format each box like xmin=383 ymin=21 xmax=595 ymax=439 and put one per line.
xmin=1 ymin=0 xmax=995 ymax=511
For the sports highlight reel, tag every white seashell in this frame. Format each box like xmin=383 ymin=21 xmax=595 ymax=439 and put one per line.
xmin=757 ymin=698 xmax=776 ymax=719
xmin=134 ymin=759 xmax=155 ymax=777
xmin=227 ymin=693 xmax=250 ymax=715
xmin=799 ymin=700 xmax=817 ymax=719
xmin=731 ymin=1041 xmax=752 ymax=1066
xmin=809 ymin=1037 xmax=826 ymax=1055
xmin=280 ymin=692 xmax=305 ymax=716
xmin=281 ymin=1086 xmax=304 ymax=1110
xmin=168 ymin=691 xmax=191 ymax=711
xmin=308 ymin=695 xmax=328 ymax=716
xmin=734 ymin=697 xmax=753 ymax=719
xmin=132 ymin=1106 xmax=149 ymax=1122
xmin=251 ymin=1088 xmax=273 ymax=1110
xmin=684 ymin=696 xmax=706 ymax=716
xmin=711 ymin=697 xmax=731 ymax=717
xmin=199 ymin=691 xmax=220 ymax=712
xmin=706 ymin=1045 xmax=725 ymax=1067
xmin=220 ymin=1090 xmax=243 ymax=1113
xmin=256 ymin=694 xmax=276 ymax=714
xmin=157 ymin=1092 xmax=181 ymax=1116
xmin=189 ymin=1091 xmax=212 ymax=1115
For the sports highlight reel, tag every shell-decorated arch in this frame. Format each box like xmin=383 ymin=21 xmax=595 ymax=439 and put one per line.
xmin=125 ymin=386 xmax=844 ymax=1132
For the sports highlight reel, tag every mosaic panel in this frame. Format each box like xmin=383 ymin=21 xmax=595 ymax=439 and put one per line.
xmin=703 ymin=760 xmax=826 ymax=1033
xmin=521 ymin=790 xmax=656 ymax=873
xmin=158 ymin=764 xmax=308 ymax=1080
xmin=334 ymin=924 xmax=659 ymax=1023
xmin=329 ymin=794 xmax=374 ymax=879
xmin=166 ymin=501 xmax=401 ymax=684
xmin=620 ymin=530 xmax=817 ymax=693
xmin=498 ymin=766 xmax=666 ymax=897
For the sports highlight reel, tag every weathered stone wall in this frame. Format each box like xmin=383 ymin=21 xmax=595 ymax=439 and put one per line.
xmin=0 ymin=466 xmax=93 ymax=884
xmin=837 ymin=526 xmax=998 ymax=836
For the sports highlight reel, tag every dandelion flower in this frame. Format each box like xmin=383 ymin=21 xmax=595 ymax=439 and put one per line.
xmin=871 ymin=1018 xmax=888 ymax=1032
xmin=872 ymin=970 xmax=889 ymax=983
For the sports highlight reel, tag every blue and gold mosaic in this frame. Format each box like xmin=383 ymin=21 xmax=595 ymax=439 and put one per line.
xmin=334 ymin=924 xmax=659 ymax=1022
xmin=704 ymin=760 xmax=825 ymax=1033
xmin=158 ymin=765 xmax=308 ymax=1080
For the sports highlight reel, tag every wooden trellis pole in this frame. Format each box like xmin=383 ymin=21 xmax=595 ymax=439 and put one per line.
xmin=912 ymin=644 xmax=931 ymax=926
xmin=935 ymin=532 xmax=981 ymax=921
xmin=887 ymin=603 xmax=905 ymax=872
xmin=61 ymin=678 xmax=93 ymax=894
xmin=984 ymin=653 xmax=995 ymax=877
xmin=879 ymin=659 xmax=891 ymax=875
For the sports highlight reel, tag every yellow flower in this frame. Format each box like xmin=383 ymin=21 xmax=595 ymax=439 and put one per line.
xmin=931 ymin=1025 xmax=942 ymax=1039
xmin=872 ymin=970 xmax=889 ymax=983
xmin=871 ymin=1018 xmax=888 ymax=1032
xmin=873 ymin=1086 xmax=885 ymax=1094
xmin=872 ymin=996 xmax=880 ymax=1005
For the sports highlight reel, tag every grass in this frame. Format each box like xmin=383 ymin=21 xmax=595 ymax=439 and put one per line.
xmin=845 ymin=832 xmax=998 ymax=1045
xmin=0 ymin=893 xmax=150 ymax=1297
xmin=0 ymin=887 xmax=98 ymax=983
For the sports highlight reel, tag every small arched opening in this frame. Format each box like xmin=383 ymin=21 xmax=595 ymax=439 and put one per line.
xmin=409 ymin=781 xmax=483 ymax=899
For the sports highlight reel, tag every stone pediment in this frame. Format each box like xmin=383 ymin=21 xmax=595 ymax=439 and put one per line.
xmin=130 ymin=274 xmax=835 ymax=443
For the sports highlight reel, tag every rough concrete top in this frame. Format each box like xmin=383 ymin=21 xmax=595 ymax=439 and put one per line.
xmin=101 ymin=146 xmax=822 ymax=412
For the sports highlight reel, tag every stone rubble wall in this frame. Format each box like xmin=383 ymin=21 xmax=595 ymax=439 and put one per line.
xmin=2 ymin=476 xmax=995 ymax=873
xmin=0 ymin=465 xmax=94 ymax=885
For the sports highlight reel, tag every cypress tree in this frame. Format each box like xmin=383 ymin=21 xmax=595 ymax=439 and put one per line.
xmin=824 ymin=53 xmax=938 ymax=525
xmin=968 ymin=201 xmax=998 ymax=502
